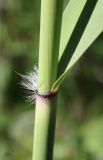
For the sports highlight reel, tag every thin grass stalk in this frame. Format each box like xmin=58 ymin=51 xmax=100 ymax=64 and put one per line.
xmin=32 ymin=0 xmax=63 ymax=160
xmin=33 ymin=95 xmax=57 ymax=160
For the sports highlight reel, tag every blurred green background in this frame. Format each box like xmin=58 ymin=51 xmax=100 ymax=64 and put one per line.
xmin=0 ymin=0 xmax=103 ymax=160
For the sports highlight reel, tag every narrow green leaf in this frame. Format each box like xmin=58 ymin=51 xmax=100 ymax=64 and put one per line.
xmin=58 ymin=0 xmax=97 ymax=78
xmin=59 ymin=0 xmax=86 ymax=60
xmin=52 ymin=0 xmax=103 ymax=92
xmin=65 ymin=0 xmax=103 ymax=72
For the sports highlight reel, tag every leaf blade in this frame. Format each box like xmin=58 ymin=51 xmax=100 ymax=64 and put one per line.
xmin=52 ymin=0 xmax=103 ymax=92
xmin=58 ymin=0 xmax=97 ymax=78
xmin=66 ymin=0 xmax=103 ymax=71
xmin=59 ymin=0 xmax=86 ymax=59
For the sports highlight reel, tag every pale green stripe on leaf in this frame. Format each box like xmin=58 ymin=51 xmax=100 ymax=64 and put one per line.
xmin=59 ymin=0 xmax=86 ymax=60
xmin=52 ymin=0 xmax=103 ymax=92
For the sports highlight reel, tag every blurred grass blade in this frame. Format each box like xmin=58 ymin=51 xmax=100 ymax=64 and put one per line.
xmin=59 ymin=0 xmax=86 ymax=60
xmin=52 ymin=0 xmax=103 ymax=92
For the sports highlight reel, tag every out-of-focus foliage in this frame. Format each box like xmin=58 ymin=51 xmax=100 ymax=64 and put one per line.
xmin=0 ymin=0 xmax=103 ymax=160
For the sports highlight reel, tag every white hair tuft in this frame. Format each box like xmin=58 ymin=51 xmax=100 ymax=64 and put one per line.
xmin=19 ymin=65 xmax=38 ymax=104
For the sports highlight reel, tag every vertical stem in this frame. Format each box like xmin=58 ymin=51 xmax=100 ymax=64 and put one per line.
xmin=32 ymin=0 xmax=63 ymax=160
xmin=38 ymin=0 xmax=63 ymax=93
xmin=33 ymin=96 xmax=57 ymax=160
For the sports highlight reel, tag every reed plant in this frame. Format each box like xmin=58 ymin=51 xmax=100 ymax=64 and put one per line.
xmin=21 ymin=0 xmax=103 ymax=160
